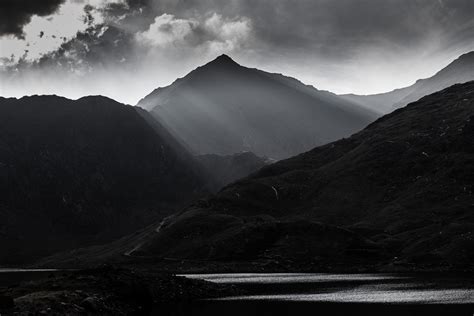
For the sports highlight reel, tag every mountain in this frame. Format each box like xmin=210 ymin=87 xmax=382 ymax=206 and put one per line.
xmin=134 ymin=81 xmax=474 ymax=271
xmin=341 ymin=51 xmax=474 ymax=114
xmin=0 ymin=95 xmax=209 ymax=264
xmin=138 ymin=55 xmax=377 ymax=160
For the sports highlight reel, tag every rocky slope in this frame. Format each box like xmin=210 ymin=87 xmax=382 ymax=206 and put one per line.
xmin=136 ymin=81 xmax=474 ymax=271
xmin=138 ymin=55 xmax=377 ymax=160
xmin=342 ymin=51 xmax=474 ymax=114
xmin=0 ymin=95 xmax=208 ymax=264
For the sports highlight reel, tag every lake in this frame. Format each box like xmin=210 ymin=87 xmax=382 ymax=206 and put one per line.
xmin=173 ymin=273 xmax=474 ymax=316
xmin=2 ymin=270 xmax=473 ymax=315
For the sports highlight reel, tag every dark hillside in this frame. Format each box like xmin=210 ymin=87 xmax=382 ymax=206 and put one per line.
xmin=0 ymin=95 xmax=207 ymax=264
xmin=138 ymin=81 xmax=474 ymax=271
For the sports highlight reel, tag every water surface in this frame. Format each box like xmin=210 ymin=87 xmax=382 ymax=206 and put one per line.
xmin=174 ymin=273 xmax=474 ymax=315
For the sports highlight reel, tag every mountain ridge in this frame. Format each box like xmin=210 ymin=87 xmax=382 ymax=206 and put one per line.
xmin=133 ymin=80 xmax=474 ymax=271
xmin=138 ymin=55 xmax=377 ymax=160
xmin=341 ymin=51 xmax=474 ymax=114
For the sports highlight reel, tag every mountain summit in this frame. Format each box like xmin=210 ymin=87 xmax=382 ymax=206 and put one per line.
xmin=138 ymin=56 xmax=377 ymax=160
xmin=208 ymin=54 xmax=240 ymax=67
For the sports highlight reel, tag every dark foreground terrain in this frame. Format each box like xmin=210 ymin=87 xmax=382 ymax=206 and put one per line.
xmin=0 ymin=266 xmax=238 ymax=315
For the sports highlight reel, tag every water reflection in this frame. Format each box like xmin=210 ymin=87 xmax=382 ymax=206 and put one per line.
xmin=182 ymin=273 xmax=474 ymax=305
xmin=181 ymin=273 xmax=404 ymax=284
xmin=219 ymin=289 xmax=474 ymax=304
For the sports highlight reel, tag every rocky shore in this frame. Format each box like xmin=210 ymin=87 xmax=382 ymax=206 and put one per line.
xmin=0 ymin=265 xmax=239 ymax=315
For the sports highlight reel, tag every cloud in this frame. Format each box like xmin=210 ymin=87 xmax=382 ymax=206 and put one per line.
xmin=0 ymin=0 xmax=66 ymax=38
xmin=137 ymin=12 xmax=252 ymax=54
xmin=138 ymin=14 xmax=197 ymax=46
xmin=0 ymin=1 xmax=106 ymax=64
xmin=203 ymin=13 xmax=252 ymax=52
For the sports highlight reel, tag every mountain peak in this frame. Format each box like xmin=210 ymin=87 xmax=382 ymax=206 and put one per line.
xmin=207 ymin=54 xmax=240 ymax=67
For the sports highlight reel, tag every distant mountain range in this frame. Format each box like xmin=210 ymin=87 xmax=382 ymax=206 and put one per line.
xmin=0 ymin=95 xmax=209 ymax=264
xmin=138 ymin=55 xmax=377 ymax=160
xmin=5 ymin=53 xmax=474 ymax=272
xmin=133 ymin=81 xmax=474 ymax=271
xmin=341 ymin=51 xmax=474 ymax=114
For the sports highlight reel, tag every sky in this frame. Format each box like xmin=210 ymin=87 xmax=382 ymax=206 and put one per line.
xmin=1 ymin=0 xmax=474 ymax=104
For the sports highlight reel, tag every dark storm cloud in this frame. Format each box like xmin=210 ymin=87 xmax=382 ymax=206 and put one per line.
xmin=6 ymin=0 xmax=474 ymax=66
xmin=16 ymin=24 xmax=137 ymax=74
xmin=0 ymin=0 xmax=66 ymax=38
xmin=138 ymin=0 xmax=474 ymax=59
